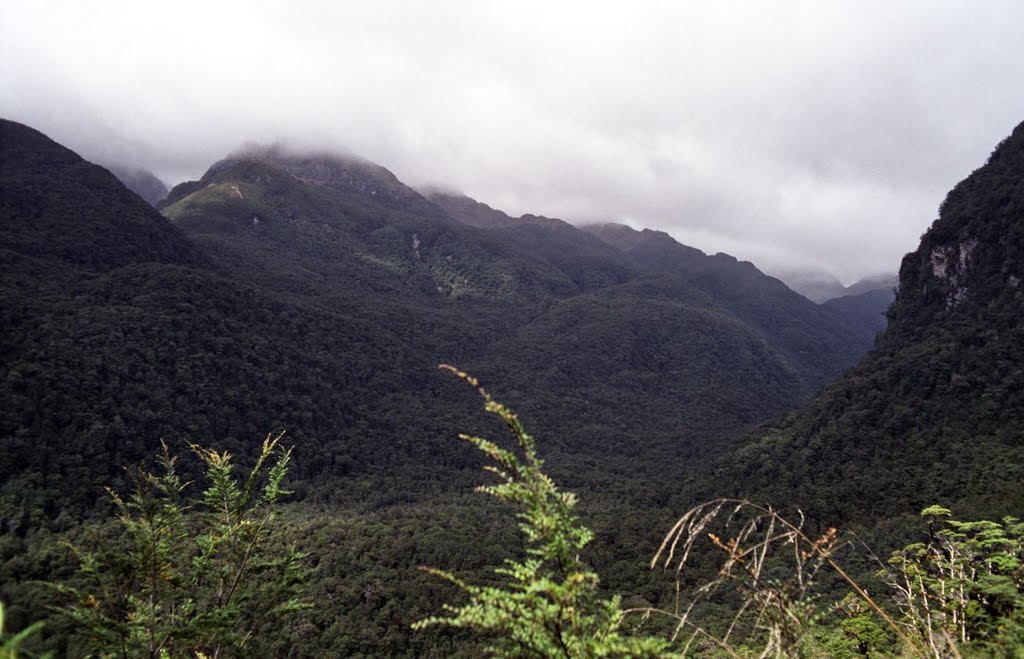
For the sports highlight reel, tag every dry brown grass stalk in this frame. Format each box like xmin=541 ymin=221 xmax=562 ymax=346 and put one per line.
xmin=646 ymin=498 xmax=926 ymax=658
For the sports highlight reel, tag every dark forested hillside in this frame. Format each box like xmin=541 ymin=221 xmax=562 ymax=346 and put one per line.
xmin=716 ymin=120 xmax=1024 ymax=524
xmin=583 ymin=223 xmax=869 ymax=389
xmin=0 ymin=122 xmax=200 ymax=271
xmin=0 ymin=115 xmax=885 ymax=529
xmin=0 ymin=118 xmax=878 ymax=654
xmin=1 ymin=122 xmax=465 ymax=522
xmin=155 ymin=145 xmax=874 ymax=465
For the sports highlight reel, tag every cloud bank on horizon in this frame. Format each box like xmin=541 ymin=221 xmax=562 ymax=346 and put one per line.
xmin=2 ymin=0 xmax=1023 ymax=282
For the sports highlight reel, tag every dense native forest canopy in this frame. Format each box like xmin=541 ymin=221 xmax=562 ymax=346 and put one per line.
xmin=1 ymin=117 xmax=1022 ymax=656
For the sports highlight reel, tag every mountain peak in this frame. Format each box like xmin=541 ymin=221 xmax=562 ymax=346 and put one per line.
xmin=201 ymin=143 xmax=440 ymax=217
xmin=583 ymin=222 xmax=706 ymax=258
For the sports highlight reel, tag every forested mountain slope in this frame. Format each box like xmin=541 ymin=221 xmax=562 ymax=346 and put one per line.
xmin=0 ymin=122 xmax=200 ymax=271
xmin=429 ymin=190 xmax=873 ymax=392
xmin=583 ymin=223 xmax=868 ymax=389
xmin=424 ymin=189 xmax=516 ymax=229
xmin=717 ymin=120 xmax=1024 ymax=524
xmin=0 ymin=119 xmax=878 ymax=523
xmin=1 ymin=121 xmax=457 ymax=525
xmin=158 ymin=145 xmax=875 ymax=465
xmin=0 ymin=118 xmax=883 ymax=653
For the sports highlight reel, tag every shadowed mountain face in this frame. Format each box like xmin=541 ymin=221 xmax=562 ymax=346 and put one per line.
xmin=0 ymin=120 xmax=200 ymax=271
xmin=822 ymin=286 xmax=895 ymax=340
xmin=0 ymin=120 xmax=876 ymax=532
xmin=716 ymin=120 xmax=1024 ymax=524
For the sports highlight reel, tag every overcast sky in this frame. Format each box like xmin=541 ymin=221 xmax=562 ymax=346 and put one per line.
xmin=3 ymin=1 xmax=1023 ymax=282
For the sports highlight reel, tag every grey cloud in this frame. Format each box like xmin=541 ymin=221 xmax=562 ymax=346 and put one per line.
xmin=2 ymin=0 xmax=1023 ymax=283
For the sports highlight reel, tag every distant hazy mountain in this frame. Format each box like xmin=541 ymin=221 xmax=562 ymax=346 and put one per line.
xmin=825 ymin=274 xmax=899 ymax=340
xmin=844 ymin=273 xmax=898 ymax=297
xmin=716 ymin=120 xmax=1024 ymax=524
xmin=771 ymin=268 xmax=897 ymax=304
xmin=769 ymin=268 xmax=897 ymax=339
xmin=105 ymin=164 xmax=169 ymax=206
xmin=769 ymin=268 xmax=848 ymax=303
xmin=821 ymin=286 xmax=894 ymax=339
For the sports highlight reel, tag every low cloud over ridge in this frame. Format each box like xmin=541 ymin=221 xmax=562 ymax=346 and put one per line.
xmin=3 ymin=0 xmax=1023 ymax=281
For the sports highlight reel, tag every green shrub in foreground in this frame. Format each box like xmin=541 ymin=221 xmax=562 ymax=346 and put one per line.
xmin=54 ymin=433 xmax=310 ymax=658
xmin=414 ymin=365 xmax=670 ymax=657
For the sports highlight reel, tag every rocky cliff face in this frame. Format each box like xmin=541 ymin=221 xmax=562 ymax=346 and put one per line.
xmin=887 ymin=121 xmax=1024 ymax=336
xmin=713 ymin=120 xmax=1024 ymax=524
xmin=926 ymin=237 xmax=978 ymax=308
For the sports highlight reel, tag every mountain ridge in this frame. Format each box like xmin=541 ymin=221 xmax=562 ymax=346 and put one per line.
xmin=0 ymin=123 xmax=877 ymax=527
xmin=0 ymin=119 xmax=202 ymax=271
xmin=582 ymin=221 xmax=869 ymax=389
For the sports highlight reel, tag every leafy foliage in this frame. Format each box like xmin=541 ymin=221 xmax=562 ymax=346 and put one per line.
xmin=417 ymin=369 xmax=1021 ymax=658
xmin=415 ymin=366 xmax=669 ymax=657
xmin=885 ymin=505 xmax=1024 ymax=656
xmin=54 ymin=434 xmax=309 ymax=658
xmin=1 ymin=601 xmax=51 ymax=658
